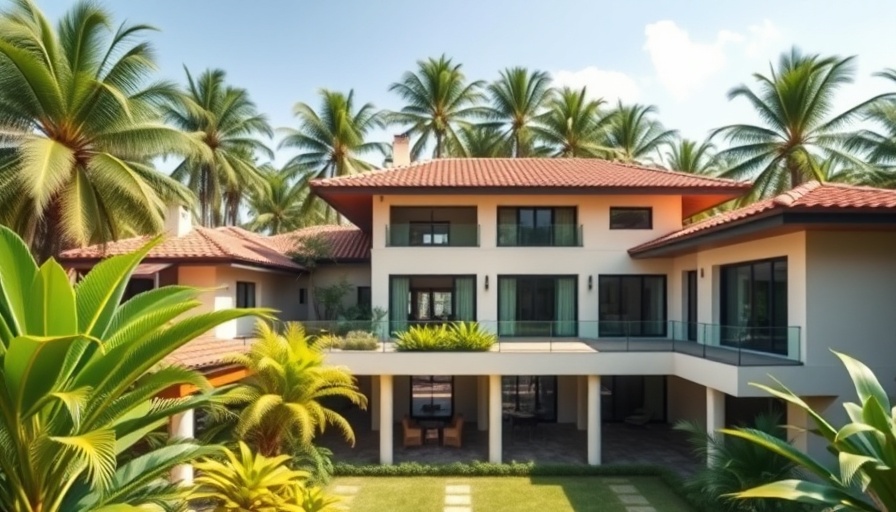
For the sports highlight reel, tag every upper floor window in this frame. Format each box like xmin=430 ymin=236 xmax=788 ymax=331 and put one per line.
xmin=409 ymin=222 xmax=449 ymax=245
xmin=610 ymin=207 xmax=652 ymax=230
xmin=236 ymin=281 xmax=256 ymax=308
xmin=720 ymin=258 xmax=788 ymax=355
xmin=497 ymin=207 xmax=580 ymax=246
xmin=388 ymin=206 xmax=478 ymax=247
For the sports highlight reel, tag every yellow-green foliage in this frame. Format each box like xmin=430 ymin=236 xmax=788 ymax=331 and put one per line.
xmin=316 ymin=330 xmax=380 ymax=351
xmin=394 ymin=322 xmax=496 ymax=351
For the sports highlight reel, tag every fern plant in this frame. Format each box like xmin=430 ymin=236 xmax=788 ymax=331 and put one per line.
xmin=394 ymin=322 xmax=496 ymax=351
xmin=394 ymin=323 xmax=451 ymax=350
xmin=448 ymin=321 xmax=498 ymax=351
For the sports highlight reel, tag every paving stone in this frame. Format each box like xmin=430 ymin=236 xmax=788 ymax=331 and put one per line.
xmin=610 ymin=484 xmax=638 ymax=494
xmin=444 ymin=508 xmax=472 ymax=512
xmin=603 ymin=478 xmax=631 ymax=484
xmin=333 ymin=485 xmax=360 ymax=495
xmin=619 ymin=494 xmax=649 ymax=505
xmin=445 ymin=484 xmax=471 ymax=494
xmin=625 ymin=507 xmax=656 ymax=512
xmin=445 ymin=494 xmax=472 ymax=505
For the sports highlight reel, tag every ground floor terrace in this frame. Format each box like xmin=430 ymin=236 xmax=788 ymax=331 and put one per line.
xmin=319 ymin=374 xmax=796 ymax=473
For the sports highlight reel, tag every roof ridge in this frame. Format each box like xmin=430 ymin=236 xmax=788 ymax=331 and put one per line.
xmin=773 ymin=180 xmax=822 ymax=207
xmin=194 ymin=227 xmax=235 ymax=257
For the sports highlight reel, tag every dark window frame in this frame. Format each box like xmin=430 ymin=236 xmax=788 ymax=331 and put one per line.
xmin=409 ymin=220 xmax=450 ymax=246
xmin=388 ymin=275 xmax=478 ymax=331
xmin=236 ymin=281 xmax=256 ymax=308
xmin=409 ymin=375 xmax=454 ymax=420
xmin=357 ymin=286 xmax=372 ymax=310
xmin=685 ymin=270 xmax=698 ymax=341
xmin=719 ymin=257 xmax=788 ymax=355
xmin=497 ymin=206 xmax=579 ymax=247
xmin=502 ymin=375 xmax=558 ymax=422
xmin=609 ymin=207 xmax=653 ymax=230
xmin=299 ymin=288 xmax=306 ymax=305
xmin=598 ymin=274 xmax=667 ymax=337
xmin=496 ymin=274 xmax=579 ymax=337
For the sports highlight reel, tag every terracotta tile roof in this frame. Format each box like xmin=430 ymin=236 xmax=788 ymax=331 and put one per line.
xmin=271 ymin=225 xmax=371 ymax=262
xmin=630 ymin=181 xmax=896 ymax=255
xmin=164 ymin=335 xmax=252 ymax=368
xmin=311 ymin=158 xmax=749 ymax=191
xmin=59 ymin=226 xmax=303 ymax=272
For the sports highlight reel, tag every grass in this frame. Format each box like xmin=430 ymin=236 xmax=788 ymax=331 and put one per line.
xmin=330 ymin=475 xmax=695 ymax=512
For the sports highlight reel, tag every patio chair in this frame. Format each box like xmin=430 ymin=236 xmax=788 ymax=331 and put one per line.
xmin=442 ymin=414 xmax=464 ymax=448
xmin=402 ymin=415 xmax=423 ymax=447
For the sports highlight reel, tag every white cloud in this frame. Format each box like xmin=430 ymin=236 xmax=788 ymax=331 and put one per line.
xmin=643 ymin=19 xmax=783 ymax=101
xmin=551 ymin=67 xmax=641 ymax=104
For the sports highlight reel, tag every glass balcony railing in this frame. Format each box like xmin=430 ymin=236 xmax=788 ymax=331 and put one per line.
xmin=496 ymin=224 xmax=583 ymax=247
xmin=386 ymin=224 xmax=479 ymax=247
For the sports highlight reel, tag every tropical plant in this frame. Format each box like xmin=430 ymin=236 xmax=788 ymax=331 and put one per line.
xmin=164 ymin=67 xmax=273 ymax=227
xmin=663 ymin=138 xmax=723 ymax=175
xmin=532 ymin=87 xmax=613 ymax=157
xmin=447 ymin=124 xmax=511 ymax=157
xmin=225 ymin=321 xmax=367 ymax=456
xmin=603 ymin=102 xmax=677 ymax=164
xmin=848 ymin=68 xmax=896 ymax=188
xmin=486 ymin=67 xmax=552 ymax=157
xmin=394 ymin=322 xmax=496 ymax=351
xmin=191 ymin=441 xmax=317 ymax=512
xmin=0 ymin=0 xmax=194 ymax=261
xmin=300 ymin=486 xmax=342 ymax=512
xmin=723 ymin=352 xmax=896 ymax=511
xmin=245 ymin=166 xmax=324 ymax=234
xmin=389 ymin=54 xmax=486 ymax=158
xmin=713 ymin=48 xmax=892 ymax=200
xmin=677 ymin=414 xmax=806 ymax=512
xmin=0 ymin=225 xmax=266 ymax=512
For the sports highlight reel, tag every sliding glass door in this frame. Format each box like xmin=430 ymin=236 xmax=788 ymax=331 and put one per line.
xmin=720 ymin=258 xmax=788 ymax=355
xmin=410 ymin=376 xmax=453 ymax=419
xmin=498 ymin=276 xmax=577 ymax=336
xmin=502 ymin=376 xmax=557 ymax=422
xmin=598 ymin=275 xmax=667 ymax=336
xmin=389 ymin=275 xmax=476 ymax=333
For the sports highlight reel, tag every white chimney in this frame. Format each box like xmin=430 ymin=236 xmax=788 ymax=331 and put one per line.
xmin=164 ymin=203 xmax=193 ymax=237
xmin=392 ymin=134 xmax=411 ymax=167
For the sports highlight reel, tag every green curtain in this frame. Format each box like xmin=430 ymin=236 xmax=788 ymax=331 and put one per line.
xmin=554 ymin=277 xmax=577 ymax=336
xmin=390 ymin=224 xmax=410 ymax=246
xmin=390 ymin=277 xmax=410 ymax=334
xmin=553 ymin=208 xmax=576 ymax=247
xmin=498 ymin=277 xmax=516 ymax=335
xmin=454 ymin=277 xmax=475 ymax=321
xmin=497 ymin=208 xmax=518 ymax=246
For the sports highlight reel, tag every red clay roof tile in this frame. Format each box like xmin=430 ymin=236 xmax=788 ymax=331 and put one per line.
xmin=271 ymin=225 xmax=371 ymax=262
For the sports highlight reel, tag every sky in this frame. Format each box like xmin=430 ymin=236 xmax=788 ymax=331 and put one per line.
xmin=36 ymin=0 xmax=896 ymax=166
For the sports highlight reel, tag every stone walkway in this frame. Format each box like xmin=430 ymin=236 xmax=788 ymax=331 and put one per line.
xmin=606 ymin=477 xmax=657 ymax=512
xmin=331 ymin=482 xmax=360 ymax=509
xmin=444 ymin=481 xmax=472 ymax=512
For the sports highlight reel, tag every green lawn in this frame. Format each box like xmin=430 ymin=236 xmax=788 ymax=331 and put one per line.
xmin=330 ymin=475 xmax=695 ymax=512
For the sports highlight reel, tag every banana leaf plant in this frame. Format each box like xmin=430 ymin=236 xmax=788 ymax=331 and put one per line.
xmin=0 ymin=226 xmax=271 ymax=512
xmin=724 ymin=351 xmax=896 ymax=511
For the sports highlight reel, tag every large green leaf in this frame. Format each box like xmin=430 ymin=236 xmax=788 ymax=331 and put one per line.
xmin=51 ymin=428 xmax=117 ymax=491
xmin=835 ymin=351 xmax=892 ymax=413
xmin=0 ymin=225 xmax=38 ymax=343
xmin=27 ymin=258 xmax=78 ymax=336
xmin=734 ymin=479 xmax=877 ymax=511
xmin=18 ymin=136 xmax=76 ymax=211
xmin=4 ymin=334 xmax=86 ymax=418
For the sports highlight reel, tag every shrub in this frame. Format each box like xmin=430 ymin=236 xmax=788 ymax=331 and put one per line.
xmin=341 ymin=330 xmax=380 ymax=350
xmin=394 ymin=322 xmax=496 ymax=351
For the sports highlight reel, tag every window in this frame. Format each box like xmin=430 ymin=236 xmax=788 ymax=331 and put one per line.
xmin=123 ymin=278 xmax=154 ymax=302
xmin=497 ymin=207 xmax=578 ymax=246
xmin=388 ymin=206 xmax=478 ymax=247
xmin=410 ymin=376 xmax=453 ymax=419
xmin=299 ymin=288 xmax=306 ymax=305
xmin=389 ymin=276 xmax=476 ymax=332
xmin=236 ymin=281 xmax=256 ymax=308
xmin=502 ymin=376 xmax=557 ymax=421
xmin=685 ymin=270 xmax=698 ymax=341
xmin=410 ymin=221 xmax=449 ymax=246
xmin=357 ymin=286 xmax=371 ymax=310
xmin=609 ymin=207 xmax=652 ymax=229
xmin=497 ymin=276 xmax=577 ymax=336
xmin=599 ymin=275 xmax=666 ymax=336
xmin=720 ymin=258 xmax=788 ymax=355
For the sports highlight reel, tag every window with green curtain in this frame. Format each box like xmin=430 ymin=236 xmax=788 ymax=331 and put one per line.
xmin=498 ymin=277 xmax=516 ymax=335
xmin=497 ymin=208 xmax=518 ymax=246
xmin=390 ymin=277 xmax=410 ymax=334
xmin=389 ymin=224 xmax=410 ymax=246
xmin=454 ymin=276 xmax=475 ymax=321
xmin=554 ymin=277 xmax=577 ymax=336
xmin=552 ymin=208 xmax=576 ymax=246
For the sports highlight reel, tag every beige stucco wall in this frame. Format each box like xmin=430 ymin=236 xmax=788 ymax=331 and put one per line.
xmin=666 ymin=376 xmax=707 ymax=429
xmin=303 ymin=263 xmax=372 ymax=321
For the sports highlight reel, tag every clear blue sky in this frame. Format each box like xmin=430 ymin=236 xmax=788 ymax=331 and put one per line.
xmin=38 ymin=0 xmax=896 ymax=165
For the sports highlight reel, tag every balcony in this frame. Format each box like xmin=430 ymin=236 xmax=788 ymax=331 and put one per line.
xmin=497 ymin=224 xmax=583 ymax=247
xmin=386 ymin=223 xmax=480 ymax=247
xmin=299 ymin=320 xmax=802 ymax=366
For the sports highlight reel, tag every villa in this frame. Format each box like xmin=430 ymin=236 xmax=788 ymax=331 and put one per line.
xmin=60 ymin=136 xmax=896 ymax=472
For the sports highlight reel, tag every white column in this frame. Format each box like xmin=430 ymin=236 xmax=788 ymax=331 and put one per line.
xmin=371 ymin=375 xmax=380 ymax=431
xmin=587 ymin=375 xmax=601 ymax=465
xmin=379 ymin=375 xmax=393 ymax=465
xmin=488 ymin=374 xmax=502 ymax=463
xmin=169 ymin=409 xmax=195 ymax=484
xmin=477 ymin=376 xmax=488 ymax=431
xmin=577 ymin=376 xmax=587 ymax=431
xmin=706 ymin=387 xmax=725 ymax=466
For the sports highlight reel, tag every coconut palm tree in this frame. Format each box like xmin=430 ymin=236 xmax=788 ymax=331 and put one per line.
xmin=532 ymin=86 xmax=614 ymax=157
xmin=389 ymin=55 xmax=486 ymax=159
xmin=847 ymin=68 xmax=896 ymax=188
xmin=280 ymin=89 xmax=387 ymax=184
xmin=713 ymin=48 xmax=890 ymax=199
xmin=447 ymin=124 xmax=511 ymax=157
xmin=0 ymin=0 xmax=194 ymax=261
xmin=663 ymin=138 xmax=723 ymax=175
xmin=246 ymin=166 xmax=324 ymax=234
xmin=225 ymin=322 xmax=368 ymax=457
xmin=486 ymin=67 xmax=552 ymax=157
xmin=603 ymin=102 xmax=677 ymax=164
xmin=164 ymin=68 xmax=272 ymax=227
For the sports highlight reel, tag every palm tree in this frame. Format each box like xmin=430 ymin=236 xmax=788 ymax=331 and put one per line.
xmin=0 ymin=0 xmax=194 ymax=261
xmin=447 ymin=124 xmax=511 ymax=157
xmin=848 ymin=68 xmax=896 ymax=187
xmin=164 ymin=68 xmax=272 ymax=227
xmin=226 ymin=322 xmax=368 ymax=457
xmin=532 ymin=86 xmax=614 ymax=157
xmin=603 ymin=102 xmax=677 ymax=164
xmin=663 ymin=138 xmax=722 ymax=175
xmin=713 ymin=47 xmax=890 ymax=199
xmin=280 ymin=89 xmax=386 ymax=184
xmin=486 ymin=67 xmax=552 ymax=157
xmin=389 ymin=55 xmax=486 ymax=159
xmin=246 ymin=166 xmax=324 ymax=234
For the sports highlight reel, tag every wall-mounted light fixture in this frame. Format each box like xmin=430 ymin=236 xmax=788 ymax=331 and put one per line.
xmin=700 ymin=268 xmax=704 ymax=278
xmin=379 ymin=195 xmax=384 ymax=202
xmin=484 ymin=275 xmax=489 ymax=290
xmin=588 ymin=275 xmax=593 ymax=290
